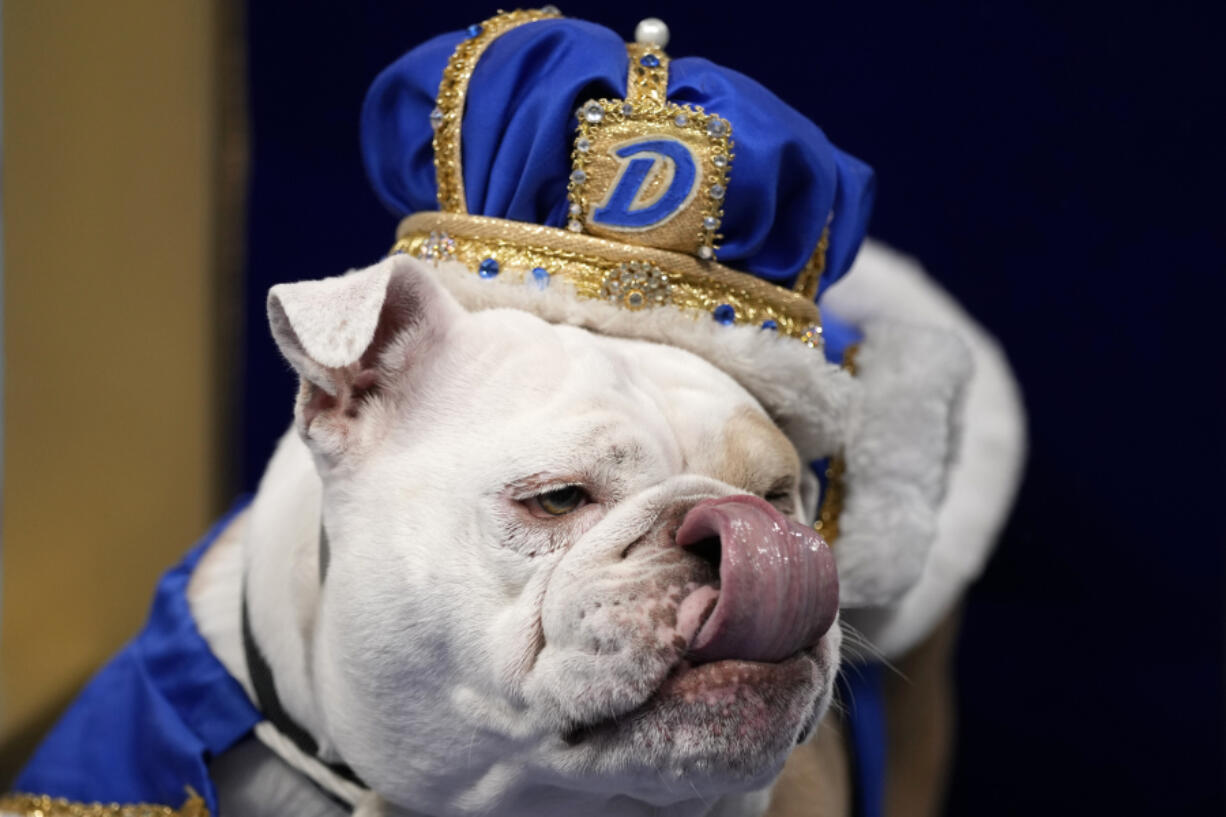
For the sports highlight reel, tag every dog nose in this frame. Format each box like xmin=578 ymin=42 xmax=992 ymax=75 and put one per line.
xmin=675 ymin=495 xmax=839 ymax=663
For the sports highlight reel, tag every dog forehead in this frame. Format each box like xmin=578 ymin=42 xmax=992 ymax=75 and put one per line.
xmin=375 ymin=312 xmax=784 ymax=477
xmin=543 ymin=328 xmax=792 ymax=476
xmin=552 ymin=325 xmax=765 ymax=432
xmin=572 ymin=334 xmax=800 ymax=487
xmin=441 ymin=313 xmax=759 ymax=418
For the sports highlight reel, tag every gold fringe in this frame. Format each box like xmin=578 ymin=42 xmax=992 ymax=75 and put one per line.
xmin=0 ymin=788 xmax=207 ymax=817
xmin=813 ymin=343 xmax=859 ymax=543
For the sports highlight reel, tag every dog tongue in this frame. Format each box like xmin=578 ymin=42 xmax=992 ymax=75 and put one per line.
xmin=676 ymin=495 xmax=838 ymax=664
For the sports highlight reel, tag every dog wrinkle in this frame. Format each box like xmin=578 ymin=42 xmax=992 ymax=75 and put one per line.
xmin=618 ymin=502 xmax=694 ymax=561
xmin=510 ymin=607 xmax=547 ymax=682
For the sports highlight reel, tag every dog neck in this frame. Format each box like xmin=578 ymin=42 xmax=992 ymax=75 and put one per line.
xmin=189 ymin=431 xmax=370 ymax=805
xmin=188 ymin=430 xmax=781 ymax=817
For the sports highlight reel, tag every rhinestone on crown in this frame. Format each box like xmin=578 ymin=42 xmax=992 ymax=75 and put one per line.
xmin=601 ymin=261 xmax=672 ymax=311
xmin=417 ymin=230 xmax=456 ymax=265
xmin=581 ymin=101 xmax=605 ymax=123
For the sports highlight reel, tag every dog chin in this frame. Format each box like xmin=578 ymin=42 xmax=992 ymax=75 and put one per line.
xmin=557 ymin=626 xmax=840 ymax=793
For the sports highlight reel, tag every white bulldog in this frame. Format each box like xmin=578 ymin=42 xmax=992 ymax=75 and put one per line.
xmin=188 ymin=244 xmax=1023 ymax=817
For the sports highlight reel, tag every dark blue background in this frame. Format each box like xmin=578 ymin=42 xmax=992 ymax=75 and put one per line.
xmin=241 ymin=2 xmax=1225 ymax=813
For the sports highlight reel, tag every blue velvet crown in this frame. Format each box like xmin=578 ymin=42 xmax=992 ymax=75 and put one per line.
xmin=361 ymin=8 xmax=875 ymax=341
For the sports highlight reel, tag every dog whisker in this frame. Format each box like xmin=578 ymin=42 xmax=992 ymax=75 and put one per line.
xmin=838 ymin=622 xmax=908 ymax=683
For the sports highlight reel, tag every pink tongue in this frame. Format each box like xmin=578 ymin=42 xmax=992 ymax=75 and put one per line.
xmin=676 ymin=495 xmax=839 ymax=663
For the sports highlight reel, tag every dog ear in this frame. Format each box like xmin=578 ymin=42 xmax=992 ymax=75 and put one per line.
xmin=267 ymin=254 xmax=463 ymax=457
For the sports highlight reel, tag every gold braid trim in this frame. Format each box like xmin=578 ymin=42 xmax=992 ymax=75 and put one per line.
xmin=432 ymin=8 xmax=562 ymax=213
xmin=623 ymin=42 xmax=670 ymax=107
xmin=0 ymin=789 xmax=207 ymax=817
xmin=813 ymin=343 xmax=859 ymax=543
xmin=792 ymin=224 xmax=831 ymax=301
xmin=393 ymin=212 xmax=824 ymax=342
xmin=813 ymin=455 xmax=845 ymax=543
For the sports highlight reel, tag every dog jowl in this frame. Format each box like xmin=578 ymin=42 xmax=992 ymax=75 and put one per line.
xmin=242 ymin=254 xmax=843 ymax=816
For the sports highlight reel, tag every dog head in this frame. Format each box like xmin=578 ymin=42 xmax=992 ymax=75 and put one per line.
xmin=264 ymin=254 xmax=842 ymax=815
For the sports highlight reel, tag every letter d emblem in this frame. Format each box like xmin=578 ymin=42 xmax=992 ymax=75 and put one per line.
xmin=591 ymin=139 xmax=699 ymax=231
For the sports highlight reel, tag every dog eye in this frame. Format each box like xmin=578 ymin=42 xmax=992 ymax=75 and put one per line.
xmin=764 ymin=486 xmax=795 ymax=514
xmin=529 ymin=485 xmax=589 ymax=517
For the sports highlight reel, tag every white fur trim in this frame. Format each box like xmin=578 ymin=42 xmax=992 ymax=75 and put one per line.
xmin=421 ymin=259 xmax=854 ymax=462
xmin=834 ymin=320 xmax=972 ymax=609
xmin=828 ymin=240 xmax=1027 ymax=657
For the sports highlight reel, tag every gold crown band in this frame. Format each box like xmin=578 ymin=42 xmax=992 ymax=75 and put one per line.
xmin=431 ymin=8 xmax=562 ymax=213
xmin=392 ymin=211 xmax=823 ymax=344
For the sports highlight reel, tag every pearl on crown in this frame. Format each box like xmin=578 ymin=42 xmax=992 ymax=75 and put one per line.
xmin=634 ymin=17 xmax=669 ymax=49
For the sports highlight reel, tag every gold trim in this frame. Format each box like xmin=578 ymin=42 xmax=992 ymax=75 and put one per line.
xmin=792 ymin=225 xmax=831 ymax=301
xmin=841 ymin=341 xmax=860 ymax=376
xmin=0 ymin=789 xmax=207 ymax=817
xmin=813 ymin=344 xmax=859 ymax=543
xmin=813 ymin=455 xmax=845 ymax=543
xmin=392 ymin=211 xmax=823 ymax=341
xmin=431 ymin=8 xmax=562 ymax=213
xmin=624 ymin=42 xmax=669 ymax=107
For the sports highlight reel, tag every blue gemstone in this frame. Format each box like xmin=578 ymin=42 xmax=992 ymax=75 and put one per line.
xmin=478 ymin=258 xmax=500 ymax=278
xmin=761 ymin=319 xmax=778 ymax=331
xmin=531 ymin=266 xmax=550 ymax=289
xmin=467 ymin=23 xmax=483 ymax=37
xmin=713 ymin=304 xmax=736 ymax=325
xmin=640 ymin=54 xmax=660 ymax=68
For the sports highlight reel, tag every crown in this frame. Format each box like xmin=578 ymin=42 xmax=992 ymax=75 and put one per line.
xmin=361 ymin=8 xmax=874 ymax=460
xmin=366 ymin=8 xmax=874 ymax=349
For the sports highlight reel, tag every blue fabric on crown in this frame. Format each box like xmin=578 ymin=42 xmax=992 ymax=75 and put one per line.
xmin=361 ymin=17 xmax=875 ymax=295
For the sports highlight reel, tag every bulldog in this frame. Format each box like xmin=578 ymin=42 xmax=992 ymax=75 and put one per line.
xmin=181 ymin=240 xmax=1023 ymax=817
xmin=4 ymin=8 xmax=1027 ymax=811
